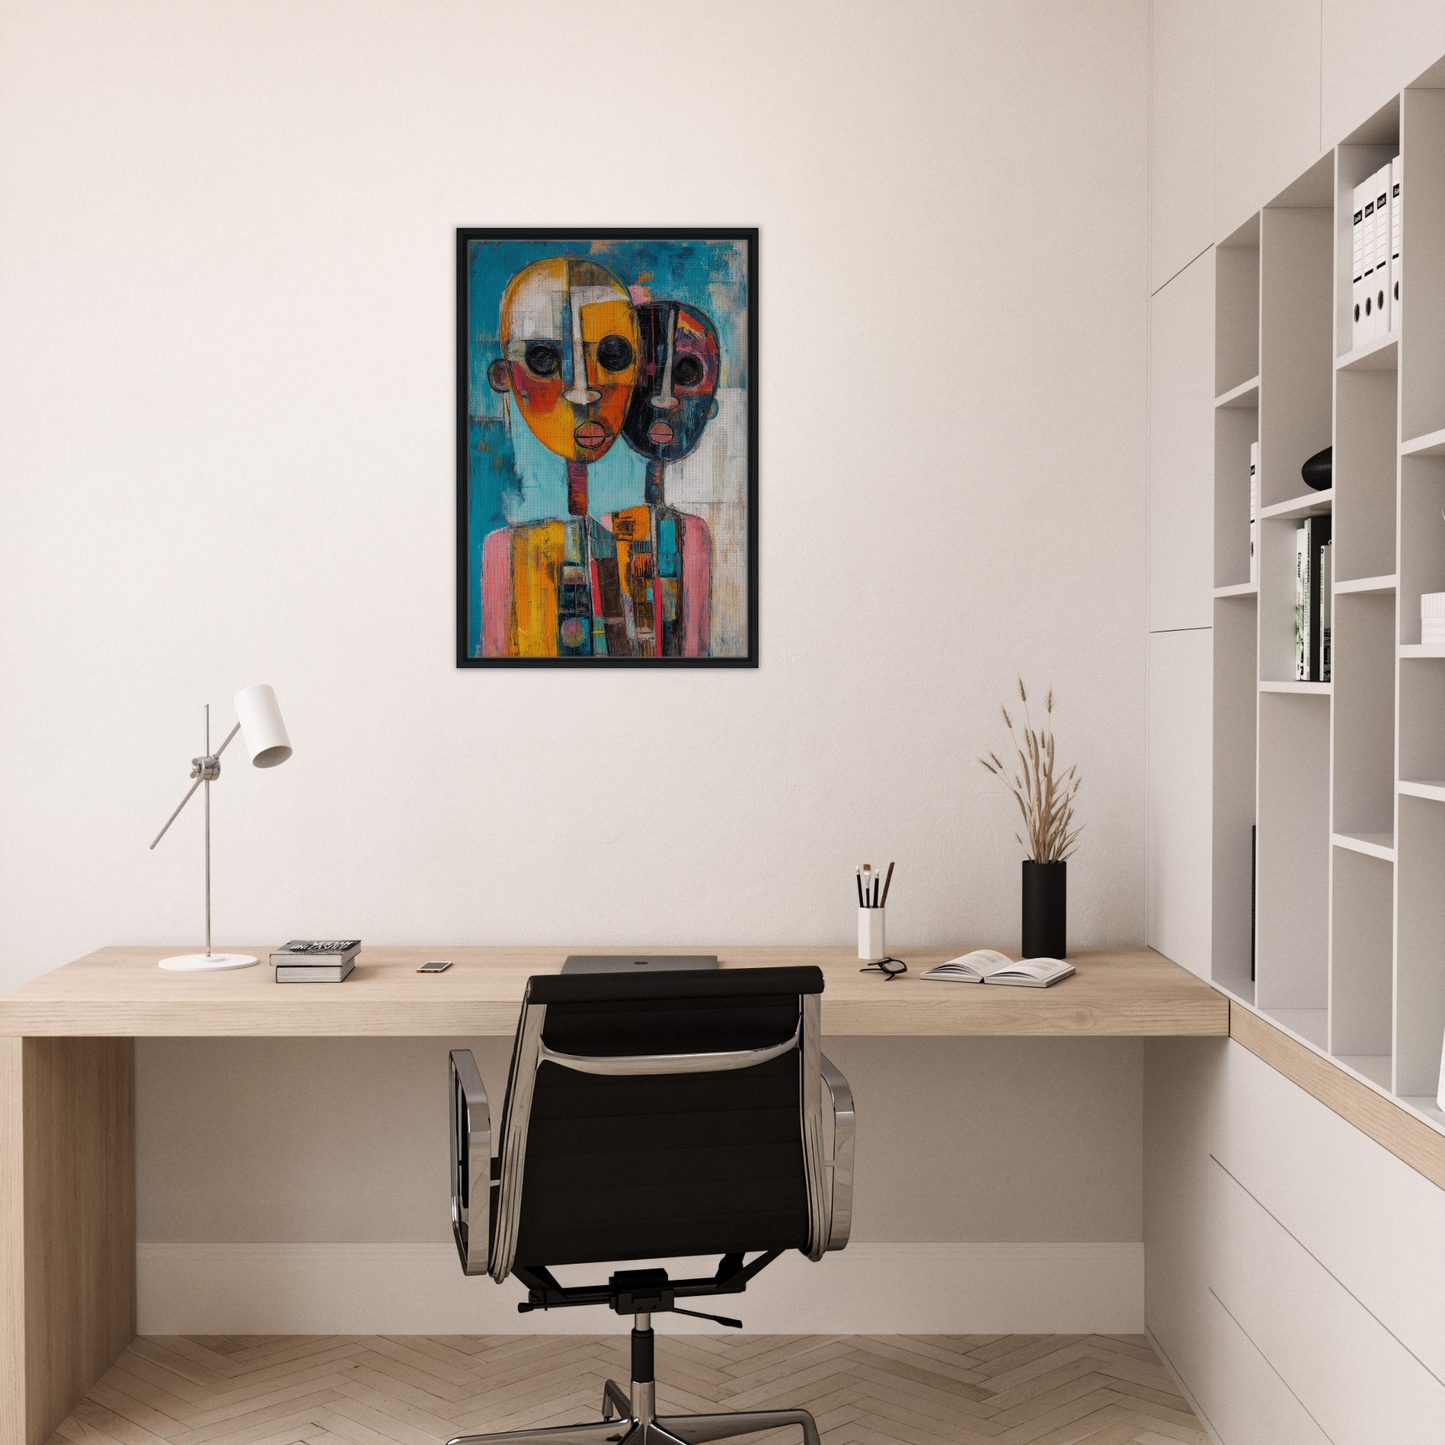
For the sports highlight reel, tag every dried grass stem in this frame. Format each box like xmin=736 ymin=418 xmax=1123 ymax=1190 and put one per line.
xmin=979 ymin=678 xmax=1083 ymax=862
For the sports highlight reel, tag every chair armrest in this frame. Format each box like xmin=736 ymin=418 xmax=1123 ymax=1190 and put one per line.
xmin=819 ymin=1052 xmax=855 ymax=1251
xmin=449 ymin=1049 xmax=492 ymax=1276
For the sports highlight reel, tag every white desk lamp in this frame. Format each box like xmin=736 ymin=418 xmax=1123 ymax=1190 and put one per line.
xmin=149 ymin=684 xmax=292 ymax=972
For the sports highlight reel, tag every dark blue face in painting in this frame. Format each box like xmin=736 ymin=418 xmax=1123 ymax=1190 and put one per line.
xmin=621 ymin=302 xmax=721 ymax=463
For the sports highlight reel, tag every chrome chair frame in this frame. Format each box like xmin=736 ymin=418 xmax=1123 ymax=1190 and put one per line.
xmin=446 ymin=985 xmax=854 ymax=1445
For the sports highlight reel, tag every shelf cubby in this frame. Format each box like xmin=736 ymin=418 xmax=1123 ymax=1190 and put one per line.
xmin=1214 ymin=403 xmax=1257 ymax=589
xmin=1334 ymin=369 xmax=1397 ymax=581
xmin=1398 ymin=454 xmax=1445 ymax=644
xmin=1332 ymin=591 xmax=1395 ymax=837
xmin=1211 ymin=593 xmax=1259 ymax=1003
xmin=1396 ymin=795 xmax=1445 ymax=1097
xmin=1259 ymin=188 xmax=1332 ymax=511
xmin=1255 ymin=692 xmax=1330 ymax=1017
xmin=1329 ymin=847 xmax=1393 ymax=1066
xmin=1216 ymin=216 xmax=1260 ymax=398
xmin=1399 ymin=653 xmax=1445 ymax=785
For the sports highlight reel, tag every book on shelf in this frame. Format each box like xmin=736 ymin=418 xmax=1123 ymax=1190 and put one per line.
xmin=1295 ymin=526 xmax=1308 ymax=679
xmin=1320 ymin=538 xmax=1332 ymax=682
xmin=920 ymin=950 xmax=1074 ymax=988
xmin=1249 ymin=441 xmax=1259 ymax=585
xmin=1293 ymin=517 xmax=1332 ymax=681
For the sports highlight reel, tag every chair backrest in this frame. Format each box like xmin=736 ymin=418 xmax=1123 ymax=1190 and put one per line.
xmin=488 ymin=966 xmax=827 ymax=1281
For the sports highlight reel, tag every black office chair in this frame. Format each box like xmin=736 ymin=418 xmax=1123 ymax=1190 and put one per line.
xmin=446 ymin=966 xmax=855 ymax=1445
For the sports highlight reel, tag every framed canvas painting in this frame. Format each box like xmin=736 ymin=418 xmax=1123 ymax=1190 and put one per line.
xmin=456 ymin=227 xmax=758 ymax=666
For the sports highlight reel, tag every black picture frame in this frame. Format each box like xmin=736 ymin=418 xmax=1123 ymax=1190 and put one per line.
xmin=455 ymin=227 xmax=759 ymax=668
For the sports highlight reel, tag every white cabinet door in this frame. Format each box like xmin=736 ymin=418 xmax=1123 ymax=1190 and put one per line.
xmin=1198 ymin=1290 xmax=1332 ymax=1445
xmin=1149 ymin=251 xmax=1215 ymax=632
xmin=1151 ymin=0 xmax=1215 ymax=292
xmin=1147 ymin=628 xmax=1213 ymax=978
xmin=1322 ymin=0 xmax=1445 ymax=145
xmin=1214 ymin=1039 xmax=1445 ymax=1384
xmin=1215 ymin=0 xmax=1323 ymax=237
xmin=1211 ymin=1156 xmax=1445 ymax=1443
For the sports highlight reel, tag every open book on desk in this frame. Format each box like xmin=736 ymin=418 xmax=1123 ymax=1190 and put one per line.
xmin=920 ymin=950 xmax=1075 ymax=988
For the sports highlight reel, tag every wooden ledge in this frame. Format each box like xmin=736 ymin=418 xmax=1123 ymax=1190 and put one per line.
xmin=1230 ymin=1004 xmax=1445 ymax=1192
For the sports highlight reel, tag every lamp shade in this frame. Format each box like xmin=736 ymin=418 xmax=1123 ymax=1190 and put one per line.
xmin=233 ymin=684 xmax=292 ymax=768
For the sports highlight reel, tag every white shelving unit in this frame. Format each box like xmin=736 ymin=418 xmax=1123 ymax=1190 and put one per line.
xmin=1212 ymin=81 xmax=1445 ymax=1133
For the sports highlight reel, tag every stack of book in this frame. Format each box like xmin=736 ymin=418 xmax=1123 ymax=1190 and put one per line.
xmin=270 ymin=939 xmax=361 ymax=982
xmin=1294 ymin=517 xmax=1332 ymax=682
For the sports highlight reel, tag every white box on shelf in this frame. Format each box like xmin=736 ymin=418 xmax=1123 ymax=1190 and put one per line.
xmin=1421 ymin=594 xmax=1445 ymax=639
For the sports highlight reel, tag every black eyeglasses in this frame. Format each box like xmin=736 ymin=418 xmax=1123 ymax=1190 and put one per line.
xmin=859 ymin=956 xmax=908 ymax=981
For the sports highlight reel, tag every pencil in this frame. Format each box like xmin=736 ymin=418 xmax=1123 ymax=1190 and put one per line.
xmin=880 ymin=860 xmax=895 ymax=907
xmin=855 ymin=870 xmax=865 ymax=908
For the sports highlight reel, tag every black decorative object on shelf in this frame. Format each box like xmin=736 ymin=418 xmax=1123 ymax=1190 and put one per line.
xmin=1022 ymin=861 xmax=1067 ymax=959
xmin=1302 ymin=445 xmax=1332 ymax=491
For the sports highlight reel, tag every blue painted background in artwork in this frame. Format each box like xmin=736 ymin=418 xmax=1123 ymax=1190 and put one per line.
xmin=464 ymin=238 xmax=748 ymax=658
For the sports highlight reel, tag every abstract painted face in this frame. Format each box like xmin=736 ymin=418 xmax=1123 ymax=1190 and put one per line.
xmin=487 ymin=258 xmax=639 ymax=464
xmin=621 ymin=302 xmax=721 ymax=463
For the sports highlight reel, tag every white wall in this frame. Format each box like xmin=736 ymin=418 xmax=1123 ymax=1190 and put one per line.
xmin=0 ymin=0 xmax=1149 ymax=980
xmin=0 ymin=0 xmax=1152 ymax=1321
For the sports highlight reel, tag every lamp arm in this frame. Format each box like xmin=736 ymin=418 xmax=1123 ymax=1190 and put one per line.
xmin=149 ymin=777 xmax=203 ymax=850
xmin=213 ymin=721 xmax=242 ymax=759
xmin=148 ymin=722 xmax=241 ymax=850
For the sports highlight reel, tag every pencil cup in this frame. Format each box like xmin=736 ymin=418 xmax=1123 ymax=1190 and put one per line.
xmin=858 ymin=907 xmax=886 ymax=962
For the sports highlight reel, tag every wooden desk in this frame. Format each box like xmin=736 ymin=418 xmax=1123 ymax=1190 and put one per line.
xmin=0 ymin=944 xmax=1223 ymax=1445
xmin=0 ymin=943 xmax=1225 ymax=1038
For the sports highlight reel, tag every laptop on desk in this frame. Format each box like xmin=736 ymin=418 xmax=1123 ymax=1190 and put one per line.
xmin=561 ymin=954 xmax=719 ymax=974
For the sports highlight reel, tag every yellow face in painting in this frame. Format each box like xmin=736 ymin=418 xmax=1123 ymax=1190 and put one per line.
xmin=487 ymin=258 xmax=639 ymax=464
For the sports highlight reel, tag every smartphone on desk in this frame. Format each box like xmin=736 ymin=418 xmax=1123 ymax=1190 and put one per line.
xmin=417 ymin=959 xmax=452 ymax=973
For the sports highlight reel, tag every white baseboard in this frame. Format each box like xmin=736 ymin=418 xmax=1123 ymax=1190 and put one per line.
xmin=137 ymin=1241 xmax=1143 ymax=1335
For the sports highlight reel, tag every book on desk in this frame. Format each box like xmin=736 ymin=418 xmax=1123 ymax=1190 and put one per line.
xmin=920 ymin=950 xmax=1075 ymax=987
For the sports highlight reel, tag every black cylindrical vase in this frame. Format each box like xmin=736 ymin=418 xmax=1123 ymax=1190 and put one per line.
xmin=1022 ymin=860 xmax=1067 ymax=958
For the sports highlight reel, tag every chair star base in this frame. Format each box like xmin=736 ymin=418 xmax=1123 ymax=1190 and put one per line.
xmin=446 ymin=1315 xmax=821 ymax=1445
xmin=445 ymin=1387 xmax=821 ymax=1445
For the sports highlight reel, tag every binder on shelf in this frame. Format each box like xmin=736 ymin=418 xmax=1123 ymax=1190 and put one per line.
xmin=1351 ymin=179 xmax=1367 ymax=349
xmin=1373 ymin=164 xmax=1391 ymax=341
xmin=1249 ymin=441 xmax=1259 ymax=585
xmin=1391 ymin=154 xmax=1402 ymax=332
xmin=1358 ymin=177 xmax=1369 ymax=341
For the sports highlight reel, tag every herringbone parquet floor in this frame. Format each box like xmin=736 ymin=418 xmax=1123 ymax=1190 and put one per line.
xmin=49 ymin=1334 xmax=1210 ymax=1445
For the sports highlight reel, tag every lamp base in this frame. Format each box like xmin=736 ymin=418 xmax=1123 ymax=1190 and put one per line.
xmin=158 ymin=952 xmax=258 ymax=972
